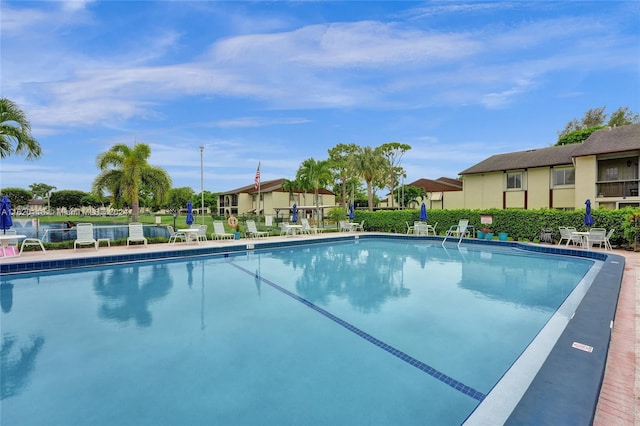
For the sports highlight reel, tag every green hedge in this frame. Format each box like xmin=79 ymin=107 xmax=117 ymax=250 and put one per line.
xmin=353 ymin=207 xmax=640 ymax=244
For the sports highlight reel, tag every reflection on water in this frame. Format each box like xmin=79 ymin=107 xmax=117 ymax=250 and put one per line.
xmin=1 ymin=283 xmax=14 ymax=313
xmin=273 ymin=243 xmax=410 ymax=313
xmin=93 ymin=264 xmax=173 ymax=327
xmin=1 ymin=334 xmax=45 ymax=400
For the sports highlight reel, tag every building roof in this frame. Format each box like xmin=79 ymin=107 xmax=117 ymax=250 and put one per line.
xmin=408 ymin=177 xmax=463 ymax=192
xmin=459 ymin=144 xmax=580 ymax=175
xmin=221 ymin=178 xmax=335 ymax=195
xmin=573 ymin=123 xmax=640 ymax=156
xmin=459 ymin=123 xmax=640 ymax=176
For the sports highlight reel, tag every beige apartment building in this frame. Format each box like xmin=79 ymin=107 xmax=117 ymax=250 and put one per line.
xmin=444 ymin=124 xmax=640 ymax=210
xmin=218 ymin=178 xmax=337 ymax=221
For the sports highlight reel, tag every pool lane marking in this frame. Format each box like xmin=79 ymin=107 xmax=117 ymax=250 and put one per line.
xmin=229 ymin=260 xmax=486 ymax=402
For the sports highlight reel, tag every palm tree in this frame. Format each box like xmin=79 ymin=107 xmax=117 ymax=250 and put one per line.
xmin=281 ymin=179 xmax=296 ymax=206
xmin=352 ymin=146 xmax=385 ymax=211
xmin=93 ymin=143 xmax=172 ymax=221
xmin=296 ymin=158 xmax=332 ymax=220
xmin=0 ymin=98 xmax=42 ymax=159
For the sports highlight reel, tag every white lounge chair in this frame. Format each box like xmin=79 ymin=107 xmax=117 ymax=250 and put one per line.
xmin=127 ymin=222 xmax=147 ymax=247
xmin=74 ymin=223 xmax=98 ymax=251
xmin=442 ymin=219 xmax=469 ymax=247
xmin=301 ymin=218 xmax=320 ymax=234
xmin=339 ymin=221 xmax=352 ymax=232
xmin=212 ymin=221 xmax=234 ymax=240
xmin=166 ymin=225 xmax=186 ymax=244
xmin=246 ymin=220 xmax=268 ymax=238
xmin=20 ymin=237 xmax=46 ymax=255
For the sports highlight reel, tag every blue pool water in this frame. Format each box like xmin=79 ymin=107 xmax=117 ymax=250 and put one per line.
xmin=1 ymin=239 xmax=594 ymax=425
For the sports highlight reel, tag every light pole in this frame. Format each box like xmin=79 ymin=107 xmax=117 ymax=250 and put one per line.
xmin=199 ymin=146 xmax=205 ymax=225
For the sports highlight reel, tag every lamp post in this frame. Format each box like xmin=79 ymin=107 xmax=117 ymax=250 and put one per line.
xmin=200 ymin=146 xmax=205 ymax=225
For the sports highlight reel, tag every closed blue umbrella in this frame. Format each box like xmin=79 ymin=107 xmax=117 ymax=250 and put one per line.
xmin=292 ymin=203 xmax=298 ymax=223
xmin=420 ymin=203 xmax=427 ymax=222
xmin=349 ymin=202 xmax=354 ymax=220
xmin=186 ymin=201 xmax=194 ymax=226
xmin=584 ymin=199 xmax=594 ymax=227
xmin=0 ymin=196 xmax=13 ymax=235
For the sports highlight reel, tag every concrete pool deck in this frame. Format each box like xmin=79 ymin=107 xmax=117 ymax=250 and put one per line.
xmin=1 ymin=233 xmax=637 ymax=424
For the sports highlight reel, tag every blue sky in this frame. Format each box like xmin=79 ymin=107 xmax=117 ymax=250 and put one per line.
xmin=1 ymin=1 xmax=639 ymax=195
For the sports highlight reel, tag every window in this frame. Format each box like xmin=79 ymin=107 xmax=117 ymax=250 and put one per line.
xmin=506 ymin=172 xmax=522 ymax=190
xmin=553 ymin=168 xmax=575 ymax=186
xmin=605 ymin=167 xmax=618 ymax=181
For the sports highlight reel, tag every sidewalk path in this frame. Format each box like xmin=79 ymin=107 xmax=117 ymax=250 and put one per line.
xmin=593 ymin=249 xmax=639 ymax=426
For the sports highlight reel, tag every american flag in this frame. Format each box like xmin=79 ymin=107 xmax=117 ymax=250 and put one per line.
xmin=254 ymin=162 xmax=260 ymax=189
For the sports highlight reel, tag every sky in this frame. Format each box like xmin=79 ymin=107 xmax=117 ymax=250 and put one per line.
xmin=1 ymin=1 xmax=639 ymax=196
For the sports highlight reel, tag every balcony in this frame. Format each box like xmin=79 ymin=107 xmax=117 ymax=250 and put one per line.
xmin=596 ymin=180 xmax=639 ymax=198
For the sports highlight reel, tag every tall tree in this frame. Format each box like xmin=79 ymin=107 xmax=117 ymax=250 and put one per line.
xmin=29 ymin=183 xmax=56 ymax=212
xmin=327 ymin=143 xmax=359 ymax=209
xmin=352 ymin=146 xmax=385 ymax=211
xmin=295 ymin=158 xmax=332 ymax=211
xmin=608 ymin=107 xmax=640 ymax=127
xmin=378 ymin=142 xmax=411 ymax=208
xmin=558 ymin=106 xmax=639 ymax=140
xmin=93 ymin=143 xmax=172 ymax=221
xmin=0 ymin=98 xmax=42 ymax=159
xmin=0 ymin=187 xmax=32 ymax=206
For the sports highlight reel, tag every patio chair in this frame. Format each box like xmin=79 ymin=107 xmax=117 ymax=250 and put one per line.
xmin=74 ymin=223 xmax=98 ymax=251
xmin=339 ymin=221 xmax=352 ymax=232
xmin=1 ymin=229 xmax=20 ymax=257
xmin=588 ymin=228 xmax=607 ymax=249
xmin=279 ymin=222 xmax=291 ymax=236
xmin=558 ymin=227 xmax=581 ymax=246
xmin=246 ymin=220 xmax=268 ymax=238
xmin=604 ymin=228 xmax=614 ymax=251
xmin=406 ymin=221 xmax=414 ymax=234
xmin=196 ymin=224 xmax=208 ymax=242
xmin=415 ymin=222 xmax=428 ymax=236
xmin=354 ymin=220 xmax=365 ymax=232
xmin=212 ymin=221 xmax=234 ymax=240
xmin=127 ymin=222 xmax=147 ymax=247
xmin=166 ymin=225 xmax=186 ymax=244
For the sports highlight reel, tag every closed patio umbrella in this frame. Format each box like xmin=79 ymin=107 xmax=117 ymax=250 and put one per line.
xmin=584 ymin=199 xmax=594 ymax=227
xmin=292 ymin=203 xmax=298 ymax=223
xmin=186 ymin=201 xmax=194 ymax=226
xmin=0 ymin=196 xmax=13 ymax=234
xmin=420 ymin=203 xmax=427 ymax=222
xmin=349 ymin=202 xmax=354 ymax=220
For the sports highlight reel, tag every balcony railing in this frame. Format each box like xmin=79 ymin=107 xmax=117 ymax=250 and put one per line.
xmin=597 ymin=180 xmax=639 ymax=198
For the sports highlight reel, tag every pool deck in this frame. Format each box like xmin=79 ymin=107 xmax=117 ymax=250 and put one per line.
xmin=2 ymin=233 xmax=638 ymax=424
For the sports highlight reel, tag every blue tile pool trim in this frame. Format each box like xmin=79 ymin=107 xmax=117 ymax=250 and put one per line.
xmin=228 ymin=259 xmax=486 ymax=402
xmin=1 ymin=234 xmax=608 ymax=275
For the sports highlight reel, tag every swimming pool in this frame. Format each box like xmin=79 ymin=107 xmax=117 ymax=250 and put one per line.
xmin=0 ymin=237 xmax=620 ymax=425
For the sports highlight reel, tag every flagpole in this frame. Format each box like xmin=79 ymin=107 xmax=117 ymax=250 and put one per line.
xmin=255 ymin=161 xmax=261 ymax=225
